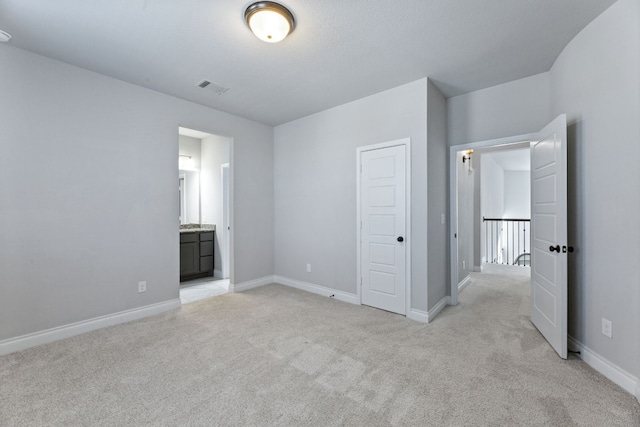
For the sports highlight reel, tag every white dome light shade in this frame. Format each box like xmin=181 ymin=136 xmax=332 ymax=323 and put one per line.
xmin=248 ymin=10 xmax=290 ymax=43
xmin=245 ymin=2 xmax=295 ymax=43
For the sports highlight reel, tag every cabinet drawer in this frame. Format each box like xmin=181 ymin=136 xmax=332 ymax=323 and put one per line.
xmin=200 ymin=232 xmax=214 ymax=242
xmin=200 ymin=256 xmax=214 ymax=272
xmin=200 ymin=241 xmax=213 ymax=257
xmin=180 ymin=232 xmax=198 ymax=243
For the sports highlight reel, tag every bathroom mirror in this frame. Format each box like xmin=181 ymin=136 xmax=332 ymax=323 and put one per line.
xmin=179 ymin=170 xmax=200 ymax=225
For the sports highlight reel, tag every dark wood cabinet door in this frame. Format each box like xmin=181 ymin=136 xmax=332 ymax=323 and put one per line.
xmin=180 ymin=241 xmax=199 ymax=276
xmin=200 ymin=256 xmax=214 ymax=272
xmin=200 ymin=241 xmax=213 ymax=257
xmin=180 ymin=230 xmax=215 ymax=281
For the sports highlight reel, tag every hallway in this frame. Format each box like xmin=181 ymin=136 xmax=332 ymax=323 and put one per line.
xmin=445 ymin=263 xmax=532 ymax=333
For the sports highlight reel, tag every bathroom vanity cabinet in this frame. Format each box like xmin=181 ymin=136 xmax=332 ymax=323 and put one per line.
xmin=180 ymin=230 xmax=214 ymax=282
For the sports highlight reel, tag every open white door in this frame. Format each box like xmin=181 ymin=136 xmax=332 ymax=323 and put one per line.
xmin=360 ymin=143 xmax=407 ymax=315
xmin=530 ymin=114 xmax=568 ymax=359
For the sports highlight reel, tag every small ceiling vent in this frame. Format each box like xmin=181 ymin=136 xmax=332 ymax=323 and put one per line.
xmin=195 ymin=80 xmax=230 ymax=95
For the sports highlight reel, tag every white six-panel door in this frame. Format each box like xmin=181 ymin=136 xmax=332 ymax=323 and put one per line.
xmin=360 ymin=144 xmax=407 ymax=315
xmin=530 ymin=114 xmax=568 ymax=359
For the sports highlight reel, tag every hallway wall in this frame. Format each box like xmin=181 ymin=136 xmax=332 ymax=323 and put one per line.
xmin=448 ymin=73 xmax=551 ymax=146
xmin=550 ymin=0 xmax=640 ymax=380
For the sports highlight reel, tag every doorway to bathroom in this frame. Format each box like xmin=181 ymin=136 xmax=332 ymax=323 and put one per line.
xmin=178 ymin=126 xmax=232 ymax=303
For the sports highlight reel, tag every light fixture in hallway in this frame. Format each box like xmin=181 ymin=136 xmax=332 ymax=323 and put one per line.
xmin=462 ymin=150 xmax=473 ymax=171
xmin=462 ymin=150 xmax=473 ymax=163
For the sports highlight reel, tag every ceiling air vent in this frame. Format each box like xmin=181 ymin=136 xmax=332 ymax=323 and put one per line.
xmin=195 ymin=80 xmax=230 ymax=96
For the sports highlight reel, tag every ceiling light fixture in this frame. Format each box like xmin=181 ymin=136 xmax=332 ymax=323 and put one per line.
xmin=0 ymin=30 xmax=12 ymax=43
xmin=244 ymin=1 xmax=295 ymax=43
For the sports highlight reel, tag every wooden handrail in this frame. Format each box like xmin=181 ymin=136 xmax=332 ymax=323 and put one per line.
xmin=483 ymin=217 xmax=530 ymax=222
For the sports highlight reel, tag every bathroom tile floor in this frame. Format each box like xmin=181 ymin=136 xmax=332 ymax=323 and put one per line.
xmin=180 ymin=277 xmax=230 ymax=304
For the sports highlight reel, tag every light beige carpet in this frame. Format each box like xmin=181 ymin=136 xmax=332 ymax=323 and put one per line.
xmin=1 ymin=267 xmax=639 ymax=426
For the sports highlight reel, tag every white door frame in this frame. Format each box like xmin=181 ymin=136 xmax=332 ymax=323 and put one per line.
xmin=356 ymin=138 xmax=411 ymax=313
xmin=178 ymin=126 xmax=234 ymax=285
xmin=228 ymin=139 xmax=234 ymax=285
xmin=449 ymin=133 xmax=535 ymax=305
xmin=179 ymin=173 xmax=186 ymax=225
xmin=221 ymin=163 xmax=230 ymax=279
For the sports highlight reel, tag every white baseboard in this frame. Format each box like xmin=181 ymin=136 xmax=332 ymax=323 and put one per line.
xmin=273 ymin=275 xmax=359 ymax=305
xmin=0 ymin=299 xmax=181 ymax=356
xmin=230 ymin=275 xmax=275 ymax=293
xmin=274 ymin=276 xmax=450 ymax=324
xmin=428 ymin=296 xmax=450 ymax=322
xmin=213 ymin=269 xmax=223 ymax=279
xmin=568 ymin=336 xmax=639 ymax=400
xmin=407 ymin=297 xmax=450 ymax=324
xmin=407 ymin=308 xmax=429 ymax=323
xmin=458 ymin=275 xmax=471 ymax=293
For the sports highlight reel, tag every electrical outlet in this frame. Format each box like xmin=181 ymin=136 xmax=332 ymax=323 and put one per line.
xmin=602 ymin=318 xmax=612 ymax=338
xmin=306 ymin=264 xmax=311 ymax=273
xmin=138 ymin=281 xmax=147 ymax=293
xmin=462 ymin=260 xmax=466 ymax=269
xmin=441 ymin=213 xmax=445 ymax=225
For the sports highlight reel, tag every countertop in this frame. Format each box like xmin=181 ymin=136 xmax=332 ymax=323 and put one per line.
xmin=180 ymin=224 xmax=216 ymax=233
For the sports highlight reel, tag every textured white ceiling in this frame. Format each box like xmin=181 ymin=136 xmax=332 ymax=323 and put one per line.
xmin=0 ymin=0 xmax=616 ymax=125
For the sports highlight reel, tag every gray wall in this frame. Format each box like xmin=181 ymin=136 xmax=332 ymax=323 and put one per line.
xmin=472 ymin=158 xmax=482 ymax=269
xmin=503 ymin=171 xmax=530 ymax=219
xmin=178 ymin=135 xmax=202 ymax=170
xmin=480 ymin=154 xmax=505 ymax=219
xmin=448 ymin=73 xmax=551 ymax=146
xmin=0 ymin=45 xmax=273 ymax=342
xmin=426 ymin=81 xmax=449 ymax=308
xmin=550 ymin=0 xmax=640 ymax=378
xmin=201 ymin=134 xmax=230 ymax=274
xmin=480 ymin=154 xmax=504 ymax=264
xmin=456 ymin=152 xmax=475 ymax=281
xmin=447 ymin=0 xmax=639 ymax=379
xmin=274 ymin=79 xmax=430 ymax=311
